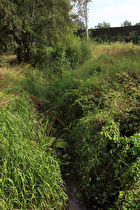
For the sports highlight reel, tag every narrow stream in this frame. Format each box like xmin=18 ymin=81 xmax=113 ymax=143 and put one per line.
xmin=62 ymin=164 xmax=87 ymax=210
xmin=67 ymin=186 xmax=87 ymax=210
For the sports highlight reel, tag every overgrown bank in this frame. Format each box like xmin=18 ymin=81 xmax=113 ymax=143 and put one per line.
xmin=44 ymin=42 xmax=140 ymax=209
xmin=0 ymin=42 xmax=140 ymax=209
xmin=0 ymin=60 xmax=68 ymax=209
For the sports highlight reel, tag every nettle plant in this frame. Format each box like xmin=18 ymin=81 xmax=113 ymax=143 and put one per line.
xmin=71 ymin=114 xmax=140 ymax=209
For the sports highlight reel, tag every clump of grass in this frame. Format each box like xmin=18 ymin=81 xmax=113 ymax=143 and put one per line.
xmin=22 ymin=69 xmax=49 ymax=101
xmin=0 ymin=93 xmax=67 ymax=209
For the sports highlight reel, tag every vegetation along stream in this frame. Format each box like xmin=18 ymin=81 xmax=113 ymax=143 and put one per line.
xmin=0 ymin=1 xmax=140 ymax=208
xmin=1 ymin=41 xmax=140 ymax=209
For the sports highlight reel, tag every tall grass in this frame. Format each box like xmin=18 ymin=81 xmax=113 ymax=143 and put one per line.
xmin=0 ymin=93 xmax=67 ymax=209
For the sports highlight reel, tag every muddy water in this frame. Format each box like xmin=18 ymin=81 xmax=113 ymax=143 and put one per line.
xmin=64 ymin=170 xmax=86 ymax=210
xmin=67 ymin=186 xmax=86 ymax=210
xmin=58 ymin=149 xmax=87 ymax=209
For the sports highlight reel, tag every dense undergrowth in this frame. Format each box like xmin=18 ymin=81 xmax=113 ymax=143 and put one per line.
xmin=47 ymin=43 xmax=140 ymax=209
xmin=0 ymin=40 xmax=140 ymax=209
xmin=43 ymin=42 xmax=140 ymax=209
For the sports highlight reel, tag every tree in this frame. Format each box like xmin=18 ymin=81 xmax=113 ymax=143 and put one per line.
xmin=95 ymin=21 xmax=111 ymax=29
xmin=71 ymin=0 xmax=91 ymax=38
xmin=134 ymin=22 xmax=140 ymax=26
xmin=121 ymin=20 xmax=132 ymax=27
xmin=70 ymin=13 xmax=85 ymax=28
xmin=0 ymin=0 xmax=16 ymax=52
xmin=0 ymin=0 xmax=72 ymax=62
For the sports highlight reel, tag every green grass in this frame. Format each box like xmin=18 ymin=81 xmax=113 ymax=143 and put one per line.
xmin=0 ymin=93 xmax=67 ymax=209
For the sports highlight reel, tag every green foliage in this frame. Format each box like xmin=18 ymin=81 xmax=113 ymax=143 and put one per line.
xmin=44 ymin=43 xmax=140 ymax=209
xmin=95 ymin=21 xmax=111 ymax=29
xmin=45 ymin=35 xmax=92 ymax=76
xmin=1 ymin=41 xmax=139 ymax=209
xmin=0 ymin=93 xmax=67 ymax=209
xmin=0 ymin=0 xmax=72 ymax=62
xmin=71 ymin=0 xmax=91 ymax=26
xmin=66 ymin=36 xmax=91 ymax=66
xmin=121 ymin=20 xmax=132 ymax=27
xmin=115 ymin=154 xmax=140 ymax=210
xmin=135 ymin=22 xmax=140 ymax=26
xmin=71 ymin=117 xmax=140 ymax=208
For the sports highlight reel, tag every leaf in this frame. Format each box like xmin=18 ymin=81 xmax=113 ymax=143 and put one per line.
xmin=44 ymin=136 xmax=56 ymax=148
xmin=55 ymin=139 xmax=68 ymax=149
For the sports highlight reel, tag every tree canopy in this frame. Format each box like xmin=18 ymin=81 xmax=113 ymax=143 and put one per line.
xmin=121 ymin=20 xmax=132 ymax=27
xmin=71 ymin=0 xmax=91 ymax=38
xmin=134 ymin=22 xmax=140 ymax=26
xmin=0 ymin=0 xmax=72 ymax=61
xmin=95 ymin=21 xmax=111 ymax=29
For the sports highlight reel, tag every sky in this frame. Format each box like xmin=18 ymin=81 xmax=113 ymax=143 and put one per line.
xmin=88 ymin=0 xmax=140 ymax=28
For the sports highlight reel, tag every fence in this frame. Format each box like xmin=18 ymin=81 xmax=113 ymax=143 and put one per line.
xmin=76 ymin=25 xmax=140 ymax=41
xmin=89 ymin=25 xmax=140 ymax=38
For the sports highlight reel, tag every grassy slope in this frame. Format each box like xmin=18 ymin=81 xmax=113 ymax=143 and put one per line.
xmin=0 ymin=56 xmax=67 ymax=209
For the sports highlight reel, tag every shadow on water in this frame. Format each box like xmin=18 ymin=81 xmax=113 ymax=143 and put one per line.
xmin=65 ymin=179 xmax=87 ymax=210
xmin=62 ymin=164 xmax=87 ymax=210
xmin=57 ymin=147 xmax=87 ymax=210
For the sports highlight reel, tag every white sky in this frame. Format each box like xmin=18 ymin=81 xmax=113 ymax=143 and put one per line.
xmin=88 ymin=0 xmax=140 ymax=28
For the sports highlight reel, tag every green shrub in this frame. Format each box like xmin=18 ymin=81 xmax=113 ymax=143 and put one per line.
xmin=115 ymin=156 xmax=140 ymax=210
xmin=69 ymin=115 xmax=140 ymax=209
xmin=42 ymin=35 xmax=92 ymax=77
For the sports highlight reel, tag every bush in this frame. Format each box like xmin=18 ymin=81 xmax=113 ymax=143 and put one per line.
xmin=70 ymin=116 xmax=140 ymax=209
xmin=115 ymin=156 xmax=140 ymax=210
xmin=36 ymin=34 xmax=92 ymax=77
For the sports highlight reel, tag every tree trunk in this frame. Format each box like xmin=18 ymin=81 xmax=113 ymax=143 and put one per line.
xmin=17 ymin=47 xmax=23 ymax=64
xmin=85 ymin=2 xmax=89 ymax=39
